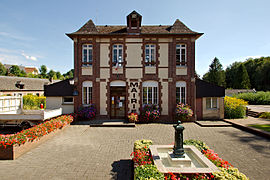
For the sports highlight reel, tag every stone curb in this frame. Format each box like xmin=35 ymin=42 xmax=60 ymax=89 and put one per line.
xmin=223 ymin=119 xmax=270 ymax=139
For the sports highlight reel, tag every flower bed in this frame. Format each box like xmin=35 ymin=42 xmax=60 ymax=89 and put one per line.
xmin=139 ymin=104 xmax=160 ymax=123
xmin=0 ymin=114 xmax=74 ymax=160
xmin=131 ymin=139 xmax=249 ymax=180
xmin=77 ymin=105 xmax=96 ymax=120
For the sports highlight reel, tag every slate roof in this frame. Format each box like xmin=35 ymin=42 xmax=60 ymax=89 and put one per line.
xmin=196 ymin=79 xmax=225 ymax=98
xmin=44 ymin=79 xmax=74 ymax=97
xmin=67 ymin=19 xmax=202 ymax=37
xmin=0 ymin=76 xmax=50 ymax=91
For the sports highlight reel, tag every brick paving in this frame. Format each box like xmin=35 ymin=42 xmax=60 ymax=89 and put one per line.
xmin=0 ymin=123 xmax=269 ymax=180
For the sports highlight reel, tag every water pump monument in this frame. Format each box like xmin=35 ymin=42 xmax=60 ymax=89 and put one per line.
xmin=149 ymin=121 xmax=219 ymax=174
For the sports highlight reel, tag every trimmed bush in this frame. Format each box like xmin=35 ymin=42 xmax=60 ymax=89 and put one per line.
xmin=23 ymin=94 xmax=46 ymax=110
xmin=234 ymin=91 xmax=270 ymax=105
xmin=224 ymin=96 xmax=248 ymax=119
xmin=140 ymin=104 xmax=160 ymax=123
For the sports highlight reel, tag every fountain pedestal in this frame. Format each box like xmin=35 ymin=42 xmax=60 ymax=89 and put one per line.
xmin=168 ymin=151 xmax=192 ymax=167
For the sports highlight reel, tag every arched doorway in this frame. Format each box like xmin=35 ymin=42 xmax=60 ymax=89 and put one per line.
xmin=110 ymin=81 xmax=126 ymax=119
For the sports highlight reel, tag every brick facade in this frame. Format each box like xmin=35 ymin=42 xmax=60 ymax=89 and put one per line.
xmin=67 ymin=11 xmax=203 ymax=122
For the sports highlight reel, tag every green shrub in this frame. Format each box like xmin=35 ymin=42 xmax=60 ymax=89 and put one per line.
xmin=224 ymin=96 xmax=248 ymax=119
xmin=213 ymin=167 xmax=249 ymax=180
xmin=23 ymin=95 xmax=46 ymax=110
xmin=183 ymin=139 xmax=209 ymax=152
xmin=134 ymin=139 xmax=153 ymax=152
xmin=234 ymin=91 xmax=270 ymax=105
xmin=259 ymin=112 xmax=270 ymax=119
xmin=134 ymin=165 xmax=164 ymax=180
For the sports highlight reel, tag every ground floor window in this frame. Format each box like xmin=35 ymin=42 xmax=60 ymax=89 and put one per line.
xmin=62 ymin=97 xmax=74 ymax=104
xmin=176 ymin=81 xmax=186 ymax=104
xmin=82 ymin=81 xmax=92 ymax=105
xmin=206 ymin=97 xmax=218 ymax=109
xmin=142 ymin=81 xmax=158 ymax=105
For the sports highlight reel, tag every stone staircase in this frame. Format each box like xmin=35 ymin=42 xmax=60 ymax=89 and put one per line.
xmin=246 ymin=109 xmax=260 ymax=118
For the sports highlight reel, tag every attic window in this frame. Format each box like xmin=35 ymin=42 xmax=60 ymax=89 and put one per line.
xmin=15 ymin=81 xmax=25 ymax=89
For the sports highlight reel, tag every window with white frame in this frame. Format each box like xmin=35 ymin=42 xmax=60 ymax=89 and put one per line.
xmin=82 ymin=81 xmax=92 ymax=105
xmin=82 ymin=44 xmax=93 ymax=66
xmin=112 ymin=44 xmax=123 ymax=67
xmin=206 ymin=97 xmax=218 ymax=109
xmin=176 ymin=81 xmax=186 ymax=104
xmin=142 ymin=81 xmax=158 ymax=105
xmin=145 ymin=44 xmax=156 ymax=66
xmin=176 ymin=44 xmax=186 ymax=66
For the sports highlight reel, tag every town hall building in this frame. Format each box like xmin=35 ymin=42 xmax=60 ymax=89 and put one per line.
xmin=45 ymin=11 xmax=225 ymax=121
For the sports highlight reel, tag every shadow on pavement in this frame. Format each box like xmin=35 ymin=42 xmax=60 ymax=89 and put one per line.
xmin=218 ymin=130 xmax=270 ymax=157
xmin=111 ymin=159 xmax=133 ymax=180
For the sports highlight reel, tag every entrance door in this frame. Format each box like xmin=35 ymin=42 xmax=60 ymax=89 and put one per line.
xmin=110 ymin=87 xmax=126 ymax=119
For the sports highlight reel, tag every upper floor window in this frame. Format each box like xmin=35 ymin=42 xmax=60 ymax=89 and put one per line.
xmin=176 ymin=81 xmax=186 ymax=104
xmin=206 ymin=97 xmax=218 ymax=109
xmin=142 ymin=81 xmax=158 ymax=105
xmin=82 ymin=81 xmax=92 ymax=105
xmin=176 ymin=44 xmax=186 ymax=66
xmin=112 ymin=44 xmax=123 ymax=67
xmin=82 ymin=44 xmax=93 ymax=66
xmin=145 ymin=44 xmax=156 ymax=67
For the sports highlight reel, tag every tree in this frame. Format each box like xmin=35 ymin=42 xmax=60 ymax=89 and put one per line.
xmin=225 ymin=62 xmax=241 ymax=88
xmin=9 ymin=65 xmax=21 ymax=76
xmin=235 ymin=64 xmax=251 ymax=89
xmin=19 ymin=69 xmax=27 ymax=77
xmin=0 ymin=62 xmax=7 ymax=76
xmin=63 ymin=69 xmax=74 ymax=79
xmin=56 ymin=71 xmax=62 ymax=79
xmin=39 ymin=65 xmax=47 ymax=78
xmin=202 ymin=57 xmax=226 ymax=87
xmin=47 ymin=70 xmax=57 ymax=80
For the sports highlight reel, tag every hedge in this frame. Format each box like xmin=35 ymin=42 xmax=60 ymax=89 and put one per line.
xmin=234 ymin=91 xmax=270 ymax=105
xmin=224 ymin=96 xmax=248 ymax=119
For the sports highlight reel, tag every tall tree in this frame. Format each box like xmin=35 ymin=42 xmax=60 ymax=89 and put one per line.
xmin=0 ymin=62 xmax=7 ymax=75
xmin=56 ymin=71 xmax=62 ymax=79
xmin=9 ymin=65 xmax=21 ymax=76
xmin=225 ymin=62 xmax=241 ymax=88
xmin=203 ymin=57 xmax=226 ymax=86
xmin=39 ymin=65 xmax=47 ymax=78
xmin=235 ymin=64 xmax=251 ymax=89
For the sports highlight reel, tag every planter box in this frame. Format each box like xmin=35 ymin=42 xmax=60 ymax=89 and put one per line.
xmin=0 ymin=125 xmax=69 ymax=160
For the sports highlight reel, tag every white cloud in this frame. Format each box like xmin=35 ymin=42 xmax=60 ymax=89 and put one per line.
xmin=21 ymin=52 xmax=37 ymax=61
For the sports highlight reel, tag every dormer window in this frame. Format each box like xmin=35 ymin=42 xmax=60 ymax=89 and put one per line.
xmin=82 ymin=44 xmax=93 ymax=67
xmin=126 ymin=11 xmax=142 ymax=33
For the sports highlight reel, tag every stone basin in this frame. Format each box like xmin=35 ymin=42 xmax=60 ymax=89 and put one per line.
xmin=149 ymin=145 xmax=220 ymax=174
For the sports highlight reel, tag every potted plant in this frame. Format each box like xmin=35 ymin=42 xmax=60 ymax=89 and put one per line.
xmin=140 ymin=104 xmax=160 ymax=123
xmin=128 ymin=112 xmax=138 ymax=123
xmin=175 ymin=103 xmax=193 ymax=121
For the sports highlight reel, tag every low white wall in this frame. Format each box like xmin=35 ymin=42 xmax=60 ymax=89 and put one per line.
xmin=46 ymin=97 xmax=74 ymax=114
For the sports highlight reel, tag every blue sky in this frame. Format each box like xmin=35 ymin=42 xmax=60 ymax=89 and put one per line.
xmin=0 ymin=0 xmax=269 ymax=76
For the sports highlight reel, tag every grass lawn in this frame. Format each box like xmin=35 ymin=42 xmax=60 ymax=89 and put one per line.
xmin=249 ymin=124 xmax=270 ymax=132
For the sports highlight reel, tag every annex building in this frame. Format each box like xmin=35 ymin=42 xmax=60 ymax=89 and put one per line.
xmin=45 ymin=11 xmax=225 ymax=121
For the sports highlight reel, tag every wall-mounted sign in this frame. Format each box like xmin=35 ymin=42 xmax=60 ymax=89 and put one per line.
xmin=130 ymin=82 xmax=139 ymax=112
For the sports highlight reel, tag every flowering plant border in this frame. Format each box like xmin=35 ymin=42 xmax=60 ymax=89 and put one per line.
xmin=0 ymin=114 xmax=74 ymax=160
xmin=131 ymin=139 xmax=249 ymax=180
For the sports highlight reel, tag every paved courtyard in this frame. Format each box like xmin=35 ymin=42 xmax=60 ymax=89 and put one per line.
xmin=0 ymin=123 xmax=270 ymax=180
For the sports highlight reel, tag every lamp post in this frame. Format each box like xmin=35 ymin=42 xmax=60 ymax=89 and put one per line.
xmin=173 ymin=121 xmax=185 ymax=158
